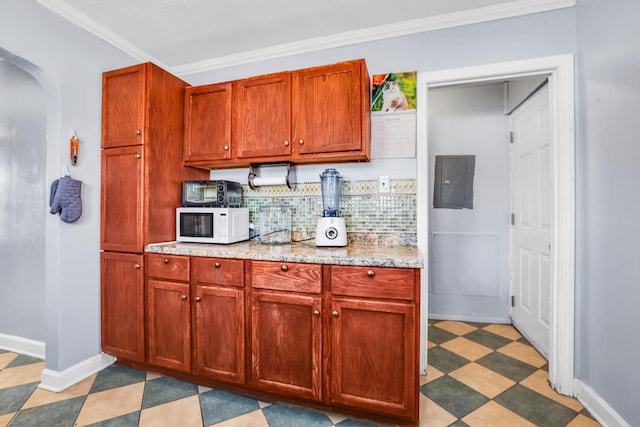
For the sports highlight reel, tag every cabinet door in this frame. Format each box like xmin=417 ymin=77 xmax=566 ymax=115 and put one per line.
xmin=147 ymin=279 xmax=191 ymax=372
xmin=193 ymin=285 xmax=245 ymax=384
xmin=233 ymin=72 xmax=292 ymax=159
xmin=102 ymin=64 xmax=146 ymax=148
xmin=330 ymin=298 xmax=416 ymax=419
xmin=184 ymin=83 xmax=232 ymax=162
xmin=101 ymin=146 xmax=144 ymax=252
xmin=251 ymin=291 xmax=321 ymax=400
xmin=101 ymin=252 xmax=145 ymax=362
xmin=292 ymin=60 xmax=369 ymax=157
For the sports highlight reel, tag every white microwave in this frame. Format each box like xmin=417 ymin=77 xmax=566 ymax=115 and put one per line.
xmin=176 ymin=207 xmax=249 ymax=244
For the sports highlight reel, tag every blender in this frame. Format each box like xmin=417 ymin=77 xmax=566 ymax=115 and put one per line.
xmin=315 ymin=168 xmax=347 ymax=247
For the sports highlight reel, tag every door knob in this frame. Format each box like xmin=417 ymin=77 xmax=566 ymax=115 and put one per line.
xmin=195 ymin=297 xmax=201 ymax=302
xmin=215 ymin=262 xmax=221 ymax=268
xmin=181 ymin=295 xmax=187 ymax=301
xmin=331 ymin=311 xmax=339 ymax=318
xmin=281 ymin=265 xmax=288 ymax=272
xmin=313 ymin=310 xmax=320 ymax=317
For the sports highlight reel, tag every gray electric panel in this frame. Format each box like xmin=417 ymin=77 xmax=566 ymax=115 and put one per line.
xmin=433 ymin=155 xmax=475 ymax=209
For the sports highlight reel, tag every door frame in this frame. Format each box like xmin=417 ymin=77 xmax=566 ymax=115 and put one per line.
xmin=416 ymin=54 xmax=575 ymax=396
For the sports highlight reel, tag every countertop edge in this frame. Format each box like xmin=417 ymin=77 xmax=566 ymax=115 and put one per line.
xmin=145 ymin=241 xmax=424 ymax=269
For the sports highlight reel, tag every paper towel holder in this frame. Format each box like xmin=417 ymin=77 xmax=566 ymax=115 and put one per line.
xmin=248 ymin=162 xmax=296 ymax=190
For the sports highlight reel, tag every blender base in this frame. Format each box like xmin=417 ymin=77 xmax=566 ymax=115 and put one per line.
xmin=315 ymin=217 xmax=347 ymax=247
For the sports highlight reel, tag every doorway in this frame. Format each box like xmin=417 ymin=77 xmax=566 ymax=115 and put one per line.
xmin=416 ymin=55 xmax=575 ymax=396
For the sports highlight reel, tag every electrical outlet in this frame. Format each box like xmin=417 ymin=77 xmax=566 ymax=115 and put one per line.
xmin=378 ymin=176 xmax=390 ymax=193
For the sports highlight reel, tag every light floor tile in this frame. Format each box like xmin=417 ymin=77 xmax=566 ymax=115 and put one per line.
xmin=483 ymin=324 xmax=523 ymax=340
xmin=0 ymin=353 xmax=17 ymax=371
xmin=0 ymin=361 xmax=44 ymax=389
xmin=199 ymin=385 xmax=213 ymax=394
xmin=21 ymin=373 xmax=95 ymax=409
xmin=0 ymin=412 xmax=15 ymax=427
xmin=424 ymin=365 xmax=445 ymax=384
xmin=449 ymin=363 xmax=516 ymax=399
xmin=75 ymin=382 xmax=144 ymax=426
xmin=146 ymin=372 xmax=162 ymax=381
xmin=441 ymin=337 xmax=493 ymax=361
xmin=567 ymin=413 xmax=601 ymax=427
xmin=433 ymin=321 xmax=478 ymax=336
xmin=326 ymin=411 xmax=348 ymax=424
xmin=498 ymin=342 xmax=547 ymax=368
xmin=462 ymin=401 xmax=537 ymax=427
xmin=139 ymin=395 xmax=202 ymax=427
xmin=419 ymin=394 xmax=457 ymax=427
xmin=520 ymin=370 xmax=584 ymax=412
xmin=427 ymin=340 xmax=437 ymax=349
xmin=211 ymin=409 xmax=268 ymax=427
xmin=257 ymin=401 xmax=271 ymax=409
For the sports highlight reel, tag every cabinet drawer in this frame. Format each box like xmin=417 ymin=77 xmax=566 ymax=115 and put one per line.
xmin=192 ymin=257 xmax=244 ymax=288
xmin=251 ymin=261 xmax=321 ymax=294
xmin=146 ymin=254 xmax=190 ymax=281
xmin=331 ymin=266 xmax=415 ymax=301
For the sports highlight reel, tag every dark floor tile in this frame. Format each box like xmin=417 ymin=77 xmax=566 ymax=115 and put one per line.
xmin=0 ymin=381 xmax=39 ymax=415
xmin=0 ymin=349 xmax=8 ymax=354
xmin=141 ymin=376 xmax=198 ymax=409
xmin=467 ymin=321 xmax=491 ymax=329
xmin=495 ymin=384 xmax=578 ymax=427
xmin=89 ymin=365 xmax=147 ymax=394
xmin=449 ymin=420 xmax=471 ymax=427
xmin=85 ymin=411 xmax=140 ymax=427
xmin=7 ymin=396 xmax=84 ymax=427
xmin=475 ymin=352 xmax=538 ymax=382
xmin=262 ymin=404 xmax=333 ymax=427
xmin=463 ymin=329 xmax=512 ymax=349
xmin=580 ymin=408 xmax=598 ymax=420
xmin=426 ymin=346 xmax=470 ymax=373
xmin=200 ymin=388 xmax=261 ymax=425
xmin=420 ymin=376 xmax=488 ymax=418
xmin=5 ymin=354 xmax=43 ymax=369
xmin=517 ymin=336 xmax=532 ymax=346
xmin=427 ymin=325 xmax=458 ymax=344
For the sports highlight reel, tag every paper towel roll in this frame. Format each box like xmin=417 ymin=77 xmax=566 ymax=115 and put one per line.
xmin=250 ymin=176 xmax=288 ymax=186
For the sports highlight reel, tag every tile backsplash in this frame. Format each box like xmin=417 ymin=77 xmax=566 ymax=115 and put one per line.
xmin=241 ymin=178 xmax=417 ymax=246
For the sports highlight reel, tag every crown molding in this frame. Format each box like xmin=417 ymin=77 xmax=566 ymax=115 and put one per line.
xmin=37 ymin=0 xmax=574 ymax=76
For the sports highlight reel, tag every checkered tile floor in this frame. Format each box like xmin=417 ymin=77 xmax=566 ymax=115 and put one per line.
xmin=0 ymin=320 xmax=600 ymax=426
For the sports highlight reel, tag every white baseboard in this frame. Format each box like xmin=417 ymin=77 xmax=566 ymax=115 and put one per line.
xmin=39 ymin=353 xmax=115 ymax=392
xmin=428 ymin=313 xmax=511 ymax=324
xmin=574 ymin=379 xmax=631 ymax=427
xmin=0 ymin=333 xmax=46 ymax=359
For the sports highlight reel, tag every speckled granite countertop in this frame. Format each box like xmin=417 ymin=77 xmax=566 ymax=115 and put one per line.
xmin=145 ymin=241 xmax=423 ymax=269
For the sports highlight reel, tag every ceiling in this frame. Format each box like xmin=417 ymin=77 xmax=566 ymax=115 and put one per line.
xmin=37 ymin=0 xmax=573 ymax=75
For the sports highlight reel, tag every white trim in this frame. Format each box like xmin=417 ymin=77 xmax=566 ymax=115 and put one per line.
xmin=37 ymin=0 xmax=574 ymax=75
xmin=39 ymin=353 xmax=115 ymax=392
xmin=0 ymin=334 xmax=46 ymax=359
xmin=575 ymin=379 xmax=632 ymax=427
xmin=417 ymin=54 xmax=575 ymax=395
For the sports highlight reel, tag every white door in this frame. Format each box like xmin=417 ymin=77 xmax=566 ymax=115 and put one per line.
xmin=510 ymin=85 xmax=552 ymax=358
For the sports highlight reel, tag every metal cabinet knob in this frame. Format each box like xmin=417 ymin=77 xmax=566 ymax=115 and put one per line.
xmin=331 ymin=311 xmax=339 ymax=318
xmin=223 ymin=145 xmax=229 ymax=151
xmin=215 ymin=262 xmax=221 ymax=268
xmin=135 ymin=153 xmax=141 ymax=159
xmin=281 ymin=264 xmax=288 ymax=272
xmin=367 ymin=270 xmax=375 ymax=278
xmin=181 ymin=295 xmax=187 ymax=301
xmin=163 ymin=258 xmax=169 ymax=264
xmin=195 ymin=297 xmax=201 ymax=302
xmin=136 ymin=130 xmax=142 ymax=135
xmin=134 ymin=263 xmax=141 ymax=269
xmin=298 ymin=139 xmax=304 ymax=145
xmin=313 ymin=310 xmax=320 ymax=317
xmin=284 ymin=140 xmax=289 ymax=146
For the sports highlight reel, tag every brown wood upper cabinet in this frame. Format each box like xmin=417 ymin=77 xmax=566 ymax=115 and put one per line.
xmin=183 ymin=59 xmax=370 ymax=169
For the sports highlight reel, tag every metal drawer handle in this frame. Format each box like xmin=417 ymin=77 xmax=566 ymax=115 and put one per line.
xmin=136 ymin=130 xmax=142 ymax=135
xmin=134 ymin=263 xmax=141 ymax=269
xmin=163 ymin=258 xmax=169 ymax=264
xmin=281 ymin=265 xmax=288 ymax=272
xmin=135 ymin=153 xmax=141 ymax=159
xmin=367 ymin=270 xmax=375 ymax=278
xmin=215 ymin=262 xmax=221 ymax=268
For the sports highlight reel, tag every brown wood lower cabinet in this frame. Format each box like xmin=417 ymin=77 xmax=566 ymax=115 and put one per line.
xmin=250 ymin=290 xmax=322 ymax=401
xmin=126 ymin=255 xmax=419 ymax=425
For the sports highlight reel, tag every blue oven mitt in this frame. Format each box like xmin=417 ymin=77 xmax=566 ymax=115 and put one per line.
xmin=49 ymin=176 xmax=83 ymax=223
xmin=49 ymin=179 xmax=60 ymax=214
